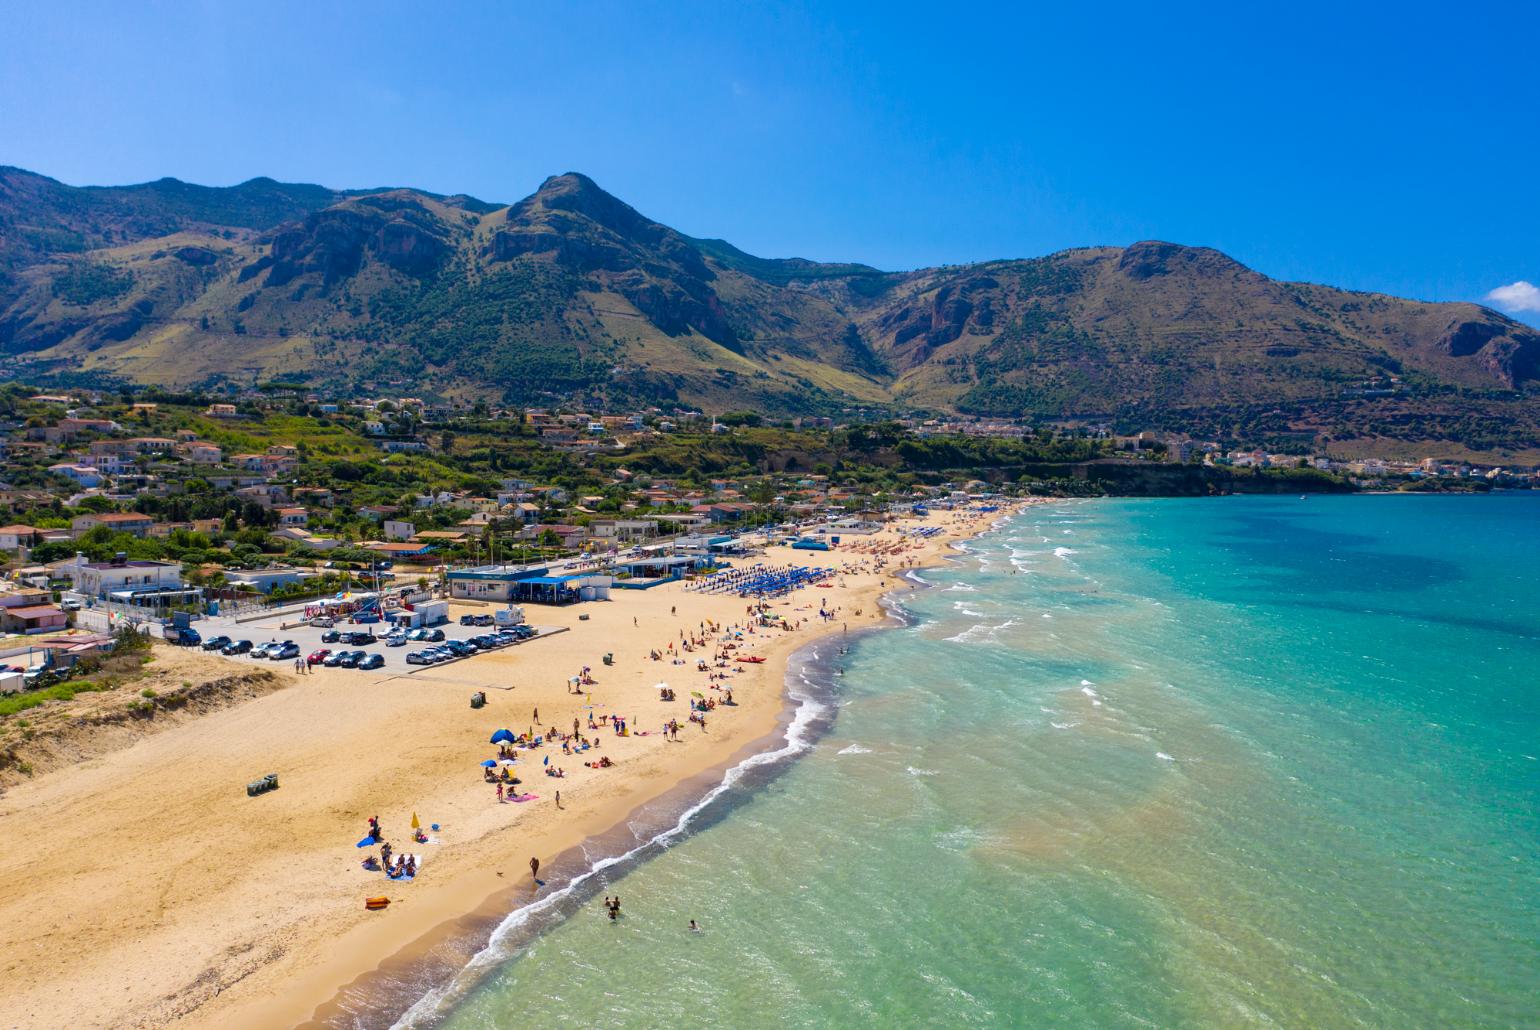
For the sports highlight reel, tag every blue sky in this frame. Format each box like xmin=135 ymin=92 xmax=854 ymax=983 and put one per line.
xmin=4 ymin=1 xmax=1536 ymax=321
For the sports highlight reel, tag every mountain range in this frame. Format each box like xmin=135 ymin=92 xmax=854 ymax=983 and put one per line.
xmin=2 ymin=166 xmax=1538 ymax=456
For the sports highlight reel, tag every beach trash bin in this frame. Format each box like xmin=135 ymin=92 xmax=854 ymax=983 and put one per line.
xmin=470 ymin=691 xmax=486 ymax=709
xmin=246 ymin=772 xmax=279 ymax=796
xmin=603 ymin=653 xmax=613 ymax=666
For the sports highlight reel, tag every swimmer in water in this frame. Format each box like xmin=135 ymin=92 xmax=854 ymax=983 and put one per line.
xmin=689 ymin=919 xmax=701 ymax=932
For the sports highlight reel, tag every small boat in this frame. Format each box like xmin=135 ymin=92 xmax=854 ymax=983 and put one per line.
xmin=736 ymin=655 xmax=766 ymax=664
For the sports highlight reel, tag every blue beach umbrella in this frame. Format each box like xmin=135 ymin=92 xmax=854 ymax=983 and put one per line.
xmin=490 ymin=729 xmax=515 ymax=744
xmin=543 ymin=755 xmax=550 ymax=765
xmin=480 ymin=759 xmax=497 ymax=768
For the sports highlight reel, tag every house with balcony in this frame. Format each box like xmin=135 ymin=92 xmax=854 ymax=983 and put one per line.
xmin=70 ymin=512 xmax=155 ymax=537
xmin=61 ymin=555 xmax=201 ymax=609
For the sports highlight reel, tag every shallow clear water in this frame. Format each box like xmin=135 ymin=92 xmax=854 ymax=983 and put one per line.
xmin=430 ymin=495 xmax=1540 ymax=1028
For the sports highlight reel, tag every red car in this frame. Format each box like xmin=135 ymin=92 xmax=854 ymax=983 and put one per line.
xmin=307 ymin=648 xmax=332 ymax=666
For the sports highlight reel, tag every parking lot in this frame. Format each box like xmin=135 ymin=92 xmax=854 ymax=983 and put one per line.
xmin=186 ymin=611 xmax=567 ymax=676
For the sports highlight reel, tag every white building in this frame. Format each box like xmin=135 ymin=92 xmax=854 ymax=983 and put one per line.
xmin=383 ymin=520 xmax=417 ymax=541
xmin=63 ymin=555 xmax=200 ymax=607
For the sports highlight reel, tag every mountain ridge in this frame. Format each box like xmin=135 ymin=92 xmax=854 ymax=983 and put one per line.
xmin=2 ymin=167 xmax=1537 ymax=454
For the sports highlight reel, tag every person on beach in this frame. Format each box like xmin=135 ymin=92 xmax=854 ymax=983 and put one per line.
xmin=497 ymin=782 xmax=505 ymax=803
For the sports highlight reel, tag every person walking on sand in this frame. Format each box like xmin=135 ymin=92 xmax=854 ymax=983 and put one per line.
xmin=497 ymin=782 xmax=505 ymax=803
xmin=556 ymin=790 xmax=562 ymax=809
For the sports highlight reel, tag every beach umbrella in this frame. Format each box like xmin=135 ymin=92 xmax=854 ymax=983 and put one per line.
xmin=543 ymin=755 xmax=550 ymax=765
xmin=691 ymin=691 xmax=704 ymax=698
xmin=480 ymin=759 xmax=497 ymax=768
xmin=490 ymin=729 xmax=515 ymax=744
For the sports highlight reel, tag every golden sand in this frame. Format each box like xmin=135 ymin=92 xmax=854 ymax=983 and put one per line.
xmin=0 ymin=505 xmax=1019 ymax=1029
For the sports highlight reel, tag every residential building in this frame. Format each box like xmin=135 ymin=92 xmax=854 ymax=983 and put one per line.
xmin=0 ymin=525 xmax=42 ymax=551
xmin=181 ymin=441 xmax=223 ymax=464
xmin=383 ymin=520 xmax=417 ymax=541
xmin=235 ymin=484 xmax=288 ymax=508
xmin=224 ymin=567 xmax=318 ymax=594
xmin=71 ymin=512 xmax=155 ymax=537
xmin=48 ymin=464 xmax=103 ymax=487
xmin=271 ymin=527 xmax=339 ymax=550
xmin=62 ymin=555 xmax=199 ymax=607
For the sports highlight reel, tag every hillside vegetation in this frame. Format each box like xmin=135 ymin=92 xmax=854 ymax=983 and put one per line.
xmin=3 ymin=166 xmax=1538 ymax=453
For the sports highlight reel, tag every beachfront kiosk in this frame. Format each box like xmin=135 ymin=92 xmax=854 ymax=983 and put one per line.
xmin=448 ymin=564 xmax=612 ymax=605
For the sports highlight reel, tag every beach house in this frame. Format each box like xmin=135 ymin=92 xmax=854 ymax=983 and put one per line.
xmin=61 ymin=555 xmax=201 ymax=608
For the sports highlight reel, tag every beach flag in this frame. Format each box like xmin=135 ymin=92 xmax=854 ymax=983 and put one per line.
xmin=411 ymin=812 xmax=420 ymax=829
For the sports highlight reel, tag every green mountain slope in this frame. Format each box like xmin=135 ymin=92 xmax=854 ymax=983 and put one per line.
xmin=2 ymin=167 xmax=1537 ymax=452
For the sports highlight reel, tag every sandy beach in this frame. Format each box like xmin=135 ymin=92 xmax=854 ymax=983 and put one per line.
xmin=0 ymin=504 xmax=1020 ymax=1029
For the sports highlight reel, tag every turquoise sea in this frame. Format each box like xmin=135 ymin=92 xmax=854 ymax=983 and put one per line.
xmin=411 ymin=495 xmax=1540 ymax=1028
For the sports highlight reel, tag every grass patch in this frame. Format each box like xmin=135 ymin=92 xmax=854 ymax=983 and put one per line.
xmin=0 ymin=679 xmax=111 ymax=718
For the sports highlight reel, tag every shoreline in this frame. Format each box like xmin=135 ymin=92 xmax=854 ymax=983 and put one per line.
xmin=0 ymin=504 xmax=1022 ymax=1030
xmin=286 ymin=506 xmax=1016 ymax=1030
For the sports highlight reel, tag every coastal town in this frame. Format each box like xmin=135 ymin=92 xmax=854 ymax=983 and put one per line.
xmin=0 ymin=389 xmax=1017 ymax=1026
xmin=0 ymin=383 xmax=1531 ymax=685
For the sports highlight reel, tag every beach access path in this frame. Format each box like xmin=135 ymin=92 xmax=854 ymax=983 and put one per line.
xmin=0 ymin=504 xmax=1020 ymax=1030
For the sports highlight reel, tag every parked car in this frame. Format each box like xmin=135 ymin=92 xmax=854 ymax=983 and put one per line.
xmin=459 ymin=614 xmax=477 ymax=626
xmin=322 ymin=650 xmax=348 ymax=667
xmin=61 ymin=598 xmax=83 ymax=611
xmin=307 ymin=649 xmax=331 ymax=666
xmin=308 ymin=616 xmax=335 ymax=628
xmin=474 ymin=614 xmax=495 ymax=626
xmin=270 ymin=642 xmax=301 ymax=660
xmin=423 ymin=628 xmax=445 ymax=642
xmin=223 ymin=639 xmax=253 ymax=655
xmin=201 ymin=635 xmax=232 ymax=652
xmin=385 ymin=630 xmax=408 ymax=646
xmin=445 ymin=640 xmax=476 ymax=657
xmin=320 ymin=629 xmax=342 ymax=643
xmin=347 ymin=631 xmax=377 ymax=646
xmin=406 ymin=628 xmax=429 ymax=641
xmin=357 ymin=653 xmax=385 ymax=670
xmin=405 ymin=650 xmax=431 ymax=665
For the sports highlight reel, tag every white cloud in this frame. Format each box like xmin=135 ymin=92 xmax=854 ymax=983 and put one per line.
xmin=1484 ymin=281 xmax=1540 ymax=314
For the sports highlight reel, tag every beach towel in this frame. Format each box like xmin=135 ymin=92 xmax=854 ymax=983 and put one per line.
xmin=511 ymin=793 xmax=538 ymax=803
